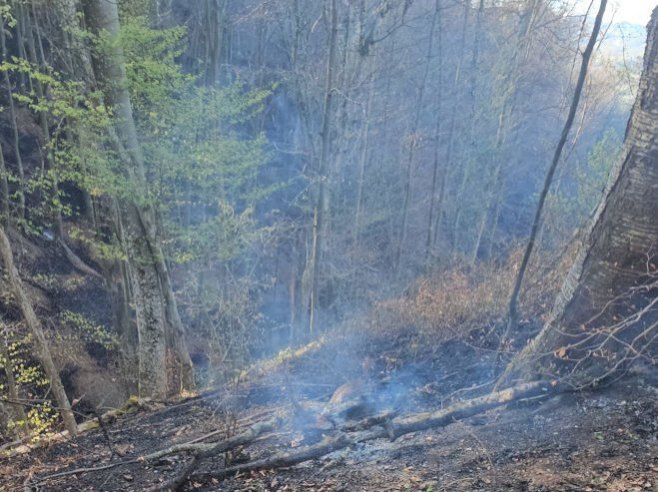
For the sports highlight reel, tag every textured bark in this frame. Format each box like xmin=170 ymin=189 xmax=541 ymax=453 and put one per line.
xmin=155 ymin=255 xmax=195 ymax=391
xmin=504 ymin=0 xmax=607 ymax=342
xmin=0 ymin=226 xmax=77 ymax=436
xmin=0 ymin=141 xmax=9 ymax=221
xmin=106 ymin=248 xmax=138 ymax=393
xmin=125 ymin=222 xmax=168 ymax=400
xmin=82 ymin=0 xmax=193 ymax=398
xmin=500 ymin=7 xmax=658 ymax=388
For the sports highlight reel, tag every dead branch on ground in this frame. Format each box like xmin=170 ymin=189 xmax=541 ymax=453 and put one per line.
xmin=25 ymin=381 xmax=563 ymax=491
xmin=25 ymin=417 xmax=281 ymax=489
xmin=170 ymin=380 xmax=561 ymax=491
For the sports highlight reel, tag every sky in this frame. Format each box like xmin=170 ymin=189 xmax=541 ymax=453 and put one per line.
xmin=575 ymin=0 xmax=655 ymax=26
xmin=608 ymin=0 xmax=654 ymax=25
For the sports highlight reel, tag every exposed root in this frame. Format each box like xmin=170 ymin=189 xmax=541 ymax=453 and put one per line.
xmin=60 ymin=239 xmax=103 ymax=279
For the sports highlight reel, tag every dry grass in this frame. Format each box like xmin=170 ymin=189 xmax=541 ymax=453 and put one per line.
xmin=369 ymin=248 xmax=573 ymax=344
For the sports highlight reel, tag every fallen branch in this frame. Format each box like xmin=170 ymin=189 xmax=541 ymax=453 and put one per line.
xmin=24 ymin=381 xmax=563 ymax=491
xmin=23 ymin=459 xmax=142 ymax=487
xmin=26 ymin=417 xmax=281 ymax=488
xmin=182 ymin=380 xmax=562 ymax=489
xmin=1 ymin=397 xmax=149 ymax=457
xmin=154 ymin=417 xmax=281 ymax=491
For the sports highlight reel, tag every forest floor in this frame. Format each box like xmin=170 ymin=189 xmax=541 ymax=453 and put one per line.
xmin=2 ymin=329 xmax=658 ymax=492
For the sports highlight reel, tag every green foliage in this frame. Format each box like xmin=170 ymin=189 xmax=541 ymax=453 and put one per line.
xmin=170 ymin=202 xmax=258 ymax=264
xmin=0 ymin=3 xmax=16 ymax=27
xmin=576 ymin=128 xmax=620 ymax=212
xmin=0 ymin=4 xmax=274 ymax=416
xmin=0 ymin=55 xmax=114 ymax=233
xmin=0 ymin=333 xmax=57 ymax=436
xmin=2 ymin=14 xmax=272 ymax=268
xmin=60 ymin=311 xmax=118 ymax=350
xmin=119 ymin=0 xmax=157 ymax=19
xmin=111 ymin=17 xmax=272 ymax=266
xmin=69 ymin=226 xmax=127 ymax=262
xmin=545 ymin=128 xmax=621 ymax=248
xmin=120 ymin=17 xmax=190 ymax=114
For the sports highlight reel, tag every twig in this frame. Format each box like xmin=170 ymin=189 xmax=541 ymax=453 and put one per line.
xmin=93 ymin=408 xmax=116 ymax=458
xmin=25 ymin=459 xmax=141 ymax=487
xmin=25 ymin=418 xmax=279 ymax=488
xmin=156 ymin=417 xmax=281 ymax=491
xmin=184 ymin=381 xmax=563 ymax=488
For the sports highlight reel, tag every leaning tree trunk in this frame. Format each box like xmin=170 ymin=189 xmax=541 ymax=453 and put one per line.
xmin=499 ymin=7 xmax=658 ymax=388
xmin=82 ymin=0 xmax=193 ymax=398
xmin=0 ymin=226 xmax=78 ymax=436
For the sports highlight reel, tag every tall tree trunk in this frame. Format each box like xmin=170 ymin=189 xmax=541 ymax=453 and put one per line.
xmin=450 ymin=0 xmax=485 ymax=255
xmin=24 ymin=6 xmax=66 ymax=238
xmin=437 ymin=0 xmax=470 ymax=251
xmin=394 ymin=0 xmax=440 ymax=272
xmin=498 ymin=1 xmax=658 ymax=390
xmin=307 ymin=0 xmax=338 ymax=334
xmin=0 ymin=226 xmax=77 ymax=435
xmin=155 ymin=254 xmax=195 ymax=391
xmin=0 ymin=16 xmax=26 ymax=221
xmin=470 ymin=0 xmax=540 ymax=264
xmin=425 ymin=0 xmax=443 ymax=265
xmin=82 ymin=0 xmax=193 ymax=398
xmin=204 ymin=0 xmax=226 ymax=86
xmin=503 ymin=0 xmax=607 ymax=344
xmin=353 ymin=71 xmax=373 ymax=247
xmin=0 ymin=141 xmax=9 ymax=222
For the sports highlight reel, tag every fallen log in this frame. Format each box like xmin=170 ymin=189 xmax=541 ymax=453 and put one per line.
xmin=178 ymin=380 xmax=562 ymax=490
xmin=25 ymin=380 xmax=563 ymax=491
xmin=26 ymin=417 xmax=281 ymax=489
xmin=151 ymin=417 xmax=281 ymax=491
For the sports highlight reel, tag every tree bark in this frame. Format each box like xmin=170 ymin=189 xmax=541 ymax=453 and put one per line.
xmin=503 ymin=0 xmax=607 ymax=346
xmin=470 ymin=0 xmax=540 ymax=265
xmin=307 ymin=0 xmax=338 ymax=335
xmin=82 ymin=0 xmax=193 ymax=398
xmin=0 ymin=226 xmax=77 ymax=436
xmin=394 ymin=0 xmax=440 ymax=272
xmin=0 ymin=16 xmax=26 ymax=220
xmin=499 ymin=3 xmax=658 ymax=390
xmin=0 ymin=141 xmax=9 ymax=222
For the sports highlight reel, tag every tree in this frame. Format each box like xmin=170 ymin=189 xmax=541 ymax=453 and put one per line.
xmin=82 ymin=0 xmax=193 ymax=398
xmin=0 ymin=224 xmax=77 ymax=435
xmin=504 ymin=0 xmax=608 ymax=344
xmin=305 ymin=0 xmax=338 ymax=335
xmin=499 ymin=4 xmax=658 ymax=389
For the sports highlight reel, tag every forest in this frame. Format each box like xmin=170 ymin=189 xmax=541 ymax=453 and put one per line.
xmin=0 ymin=0 xmax=656 ymax=490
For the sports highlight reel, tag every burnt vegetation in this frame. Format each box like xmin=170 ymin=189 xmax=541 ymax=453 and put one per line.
xmin=0 ymin=0 xmax=657 ymax=491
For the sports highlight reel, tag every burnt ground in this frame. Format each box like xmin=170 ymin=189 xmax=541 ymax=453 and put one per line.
xmin=1 ymin=333 xmax=658 ymax=492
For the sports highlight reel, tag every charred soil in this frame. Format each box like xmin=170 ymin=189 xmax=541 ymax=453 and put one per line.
xmin=1 ymin=334 xmax=657 ymax=492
